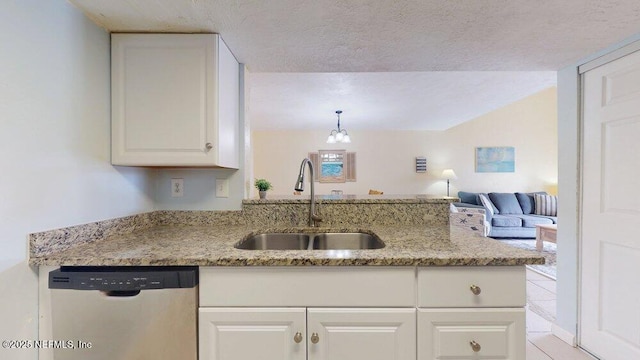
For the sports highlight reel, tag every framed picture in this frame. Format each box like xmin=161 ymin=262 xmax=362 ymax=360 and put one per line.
xmin=475 ymin=147 xmax=515 ymax=173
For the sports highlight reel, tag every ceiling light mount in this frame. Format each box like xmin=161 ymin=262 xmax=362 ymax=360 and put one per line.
xmin=326 ymin=110 xmax=351 ymax=143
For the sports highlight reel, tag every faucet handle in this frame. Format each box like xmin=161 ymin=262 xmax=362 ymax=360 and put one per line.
xmin=311 ymin=214 xmax=323 ymax=226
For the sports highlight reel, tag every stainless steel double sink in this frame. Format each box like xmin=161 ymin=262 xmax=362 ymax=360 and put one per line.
xmin=235 ymin=232 xmax=385 ymax=250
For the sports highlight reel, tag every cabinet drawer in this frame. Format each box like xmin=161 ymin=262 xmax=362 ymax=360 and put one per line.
xmin=417 ymin=266 xmax=525 ymax=307
xmin=200 ymin=267 xmax=415 ymax=307
xmin=418 ymin=308 xmax=525 ymax=360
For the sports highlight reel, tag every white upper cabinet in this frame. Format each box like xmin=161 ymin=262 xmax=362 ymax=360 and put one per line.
xmin=111 ymin=34 xmax=239 ymax=168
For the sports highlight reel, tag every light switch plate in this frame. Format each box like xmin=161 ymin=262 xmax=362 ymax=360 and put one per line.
xmin=216 ymin=178 xmax=229 ymax=198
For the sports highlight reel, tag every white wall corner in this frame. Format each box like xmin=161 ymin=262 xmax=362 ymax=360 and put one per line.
xmin=552 ymin=323 xmax=577 ymax=347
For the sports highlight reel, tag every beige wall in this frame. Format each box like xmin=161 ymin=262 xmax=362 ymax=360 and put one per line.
xmin=253 ymin=87 xmax=557 ymax=197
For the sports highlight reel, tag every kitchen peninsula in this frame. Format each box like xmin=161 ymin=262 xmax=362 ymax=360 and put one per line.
xmin=31 ymin=196 xmax=543 ymax=360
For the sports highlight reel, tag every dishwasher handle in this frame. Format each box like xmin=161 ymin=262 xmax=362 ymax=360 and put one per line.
xmin=101 ymin=290 xmax=141 ymax=297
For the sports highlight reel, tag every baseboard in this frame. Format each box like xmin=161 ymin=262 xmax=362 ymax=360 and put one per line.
xmin=552 ymin=323 xmax=576 ymax=347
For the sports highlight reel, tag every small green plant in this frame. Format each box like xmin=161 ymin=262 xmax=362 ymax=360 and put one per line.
xmin=254 ymin=178 xmax=273 ymax=192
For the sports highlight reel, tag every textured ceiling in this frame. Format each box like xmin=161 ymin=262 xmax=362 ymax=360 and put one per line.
xmin=67 ymin=0 xmax=640 ymax=129
xmin=69 ymin=0 xmax=640 ymax=72
xmin=250 ymin=72 xmax=556 ymax=131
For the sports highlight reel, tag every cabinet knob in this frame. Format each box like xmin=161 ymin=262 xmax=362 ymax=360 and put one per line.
xmin=470 ymin=284 xmax=481 ymax=295
xmin=310 ymin=332 xmax=319 ymax=344
xmin=470 ymin=340 xmax=481 ymax=352
xmin=205 ymin=142 xmax=213 ymax=150
xmin=293 ymin=332 xmax=303 ymax=343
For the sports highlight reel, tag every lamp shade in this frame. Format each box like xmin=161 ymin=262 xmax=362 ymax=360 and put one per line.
xmin=442 ymin=169 xmax=457 ymax=180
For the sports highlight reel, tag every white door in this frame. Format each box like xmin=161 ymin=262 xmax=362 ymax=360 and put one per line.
xmin=199 ymin=308 xmax=306 ymax=360
xmin=581 ymin=49 xmax=640 ymax=359
xmin=307 ymin=308 xmax=416 ymax=360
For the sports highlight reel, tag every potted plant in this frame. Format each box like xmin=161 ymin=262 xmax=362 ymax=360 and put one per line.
xmin=254 ymin=178 xmax=273 ymax=199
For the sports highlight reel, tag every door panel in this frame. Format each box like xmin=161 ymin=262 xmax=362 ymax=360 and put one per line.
xmin=602 ymin=116 xmax=640 ymax=213
xmin=199 ymin=308 xmax=306 ymax=360
xmin=307 ymin=308 xmax=416 ymax=360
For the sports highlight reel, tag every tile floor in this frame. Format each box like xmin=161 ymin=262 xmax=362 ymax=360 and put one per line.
xmin=525 ymin=268 xmax=596 ymax=360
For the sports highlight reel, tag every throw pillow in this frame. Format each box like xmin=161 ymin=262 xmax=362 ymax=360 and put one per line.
xmin=478 ymin=193 xmax=496 ymax=217
xmin=535 ymin=194 xmax=558 ymax=216
xmin=489 ymin=193 xmax=524 ymax=215
xmin=515 ymin=191 xmax=547 ymax=214
xmin=479 ymin=192 xmax=499 ymax=214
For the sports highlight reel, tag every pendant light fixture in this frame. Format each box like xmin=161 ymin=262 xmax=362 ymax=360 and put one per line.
xmin=326 ymin=110 xmax=351 ymax=144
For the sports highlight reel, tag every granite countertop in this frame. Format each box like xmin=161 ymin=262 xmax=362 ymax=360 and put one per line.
xmin=242 ymin=194 xmax=456 ymax=204
xmin=29 ymin=224 xmax=545 ymax=267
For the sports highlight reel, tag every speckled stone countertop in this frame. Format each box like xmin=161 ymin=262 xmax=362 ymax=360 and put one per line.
xmin=243 ymin=194 xmax=456 ymax=204
xmin=30 ymin=223 xmax=544 ymax=267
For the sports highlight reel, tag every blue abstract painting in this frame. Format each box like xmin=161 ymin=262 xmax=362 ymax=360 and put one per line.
xmin=475 ymin=147 xmax=515 ymax=173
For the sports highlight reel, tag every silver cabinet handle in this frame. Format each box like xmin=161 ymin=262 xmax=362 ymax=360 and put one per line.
xmin=470 ymin=284 xmax=481 ymax=295
xmin=310 ymin=332 xmax=319 ymax=344
xmin=205 ymin=142 xmax=213 ymax=150
xmin=470 ymin=340 xmax=481 ymax=352
xmin=294 ymin=332 xmax=303 ymax=343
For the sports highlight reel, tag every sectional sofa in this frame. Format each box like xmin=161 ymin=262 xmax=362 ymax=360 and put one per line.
xmin=452 ymin=191 xmax=558 ymax=238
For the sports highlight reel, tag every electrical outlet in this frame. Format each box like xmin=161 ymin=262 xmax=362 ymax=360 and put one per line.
xmin=171 ymin=178 xmax=184 ymax=197
xmin=216 ymin=178 xmax=229 ymax=198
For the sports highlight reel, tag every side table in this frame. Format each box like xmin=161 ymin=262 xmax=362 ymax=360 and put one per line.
xmin=535 ymin=224 xmax=557 ymax=251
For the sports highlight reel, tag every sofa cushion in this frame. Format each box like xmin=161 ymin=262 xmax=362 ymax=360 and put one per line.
xmin=481 ymin=193 xmax=499 ymax=213
xmin=515 ymin=192 xmax=547 ymax=214
xmin=478 ymin=193 xmax=498 ymax=217
xmin=516 ymin=215 xmax=554 ymax=228
xmin=489 ymin=193 xmax=523 ymax=215
xmin=489 ymin=226 xmax=536 ymax=238
xmin=458 ymin=191 xmax=480 ymax=205
xmin=535 ymin=194 xmax=558 ymax=216
xmin=530 ymin=214 xmax=558 ymax=224
xmin=491 ymin=215 xmax=522 ymax=227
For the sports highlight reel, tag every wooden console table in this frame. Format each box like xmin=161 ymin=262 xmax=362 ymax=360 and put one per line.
xmin=535 ymin=224 xmax=557 ymax=251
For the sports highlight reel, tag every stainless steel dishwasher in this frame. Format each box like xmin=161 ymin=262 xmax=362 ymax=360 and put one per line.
xmin=48 ymin=266 xmax=198 ymax=360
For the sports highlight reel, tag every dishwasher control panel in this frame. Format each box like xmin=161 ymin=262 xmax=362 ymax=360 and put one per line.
xmin=49 ymin=266 xmax=198 ymax=291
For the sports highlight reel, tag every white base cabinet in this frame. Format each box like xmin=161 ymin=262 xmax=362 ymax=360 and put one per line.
xmin=111 ymin=33 xmax=239 ymax=167
xmin=199 ymin=307 xmax=415 ymax=360
xmin=198 ymin=266 xmax=526 ymax=360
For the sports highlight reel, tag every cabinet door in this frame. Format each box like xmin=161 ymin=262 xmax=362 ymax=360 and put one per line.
xmin=418 ymin=308 xmax=525 ymax=360
xmin=111 ymin=33 xmax=238 ymax=167
xmin=199 ymin=308 xmax=306 ymax=360
xmin=307 ymin=308 xmax=416 ymax=360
